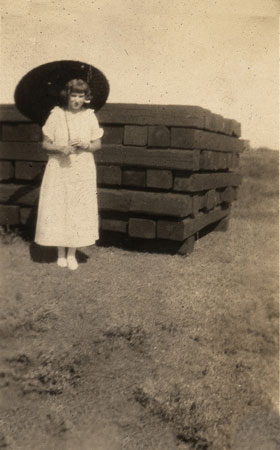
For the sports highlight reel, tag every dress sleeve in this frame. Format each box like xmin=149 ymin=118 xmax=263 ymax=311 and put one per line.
xmin=42 ymin=107 xmax=59 ymax=141
xmin=89 ymin=110 xmax=104 ymax=141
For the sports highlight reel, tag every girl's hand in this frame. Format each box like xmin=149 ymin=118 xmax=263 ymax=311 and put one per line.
xmin=61 ymin=145 xmax=73 ymax=156
xmin=69 ymin=138 xmax=80 ymax=147
xmin=78 ymin=141 xmax=89 ymax=150
xmin=69 ymin=139 xmax=89 ymax=150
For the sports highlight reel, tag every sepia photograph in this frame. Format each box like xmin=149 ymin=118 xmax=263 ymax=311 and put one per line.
xmin=0 ymin=1 xmax=279 ymax=449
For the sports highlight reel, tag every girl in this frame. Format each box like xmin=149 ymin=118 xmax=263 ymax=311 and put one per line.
xmin=35 ymin=79 xmax=104 ymax=270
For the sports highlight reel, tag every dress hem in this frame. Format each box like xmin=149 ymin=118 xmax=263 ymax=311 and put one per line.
xmin=35 ymin=239 xmax=98 ymax=248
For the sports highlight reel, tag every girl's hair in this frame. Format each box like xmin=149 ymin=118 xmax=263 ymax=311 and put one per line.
xmin=59 ymin=79 xmax=92 ymax=105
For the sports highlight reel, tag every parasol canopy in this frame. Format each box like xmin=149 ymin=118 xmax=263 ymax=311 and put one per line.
xmin=14 ymin=60 xmax=110 ymax=125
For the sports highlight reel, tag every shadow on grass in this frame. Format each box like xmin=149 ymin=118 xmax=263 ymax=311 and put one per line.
xmin=29 ymin=243 xmax=89 ymax=264
xmin=96 ymin=231 xmax=182 ymax=255
xmin=97 ymin=228 xmax=221 ymax=256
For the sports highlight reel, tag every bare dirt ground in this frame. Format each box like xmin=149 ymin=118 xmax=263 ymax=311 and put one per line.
xmin=0 ymin=148 xmax=279 ymax=450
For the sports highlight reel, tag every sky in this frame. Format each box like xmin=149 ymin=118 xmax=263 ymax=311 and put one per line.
xmin=0 ymin=0 xmax=279 ymax=149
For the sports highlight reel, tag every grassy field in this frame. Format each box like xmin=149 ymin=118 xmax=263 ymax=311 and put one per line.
xmin=0 ymin=148 xmax=279 ymax=450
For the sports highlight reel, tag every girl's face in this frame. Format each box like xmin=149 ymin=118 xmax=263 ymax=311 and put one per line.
xmin=68 ymin=92 xmax=86 ymax=111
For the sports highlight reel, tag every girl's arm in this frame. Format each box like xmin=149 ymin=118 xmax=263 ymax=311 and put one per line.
xmin=42 ymin=135 xmax=73 ymax=155
xmin=88 ymin=139 xmax=102 ymax=152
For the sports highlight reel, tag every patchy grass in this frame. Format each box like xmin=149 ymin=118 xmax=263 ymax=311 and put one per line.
xmin=0 ymin=148 xmax=279 ymax=450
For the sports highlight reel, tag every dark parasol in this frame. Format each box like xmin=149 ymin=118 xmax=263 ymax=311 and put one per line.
xmin=14 ymin=60 xmax=110 ymax=125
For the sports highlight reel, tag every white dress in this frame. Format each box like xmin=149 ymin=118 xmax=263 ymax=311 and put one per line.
xmin=35 ymin=106 xmax=103 ymax=248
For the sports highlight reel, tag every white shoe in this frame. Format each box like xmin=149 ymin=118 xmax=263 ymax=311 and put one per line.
xmin=67 ymin=256 xmax=78 ymax=271
xmin=57 ymin=257 xmax=67 ymax=268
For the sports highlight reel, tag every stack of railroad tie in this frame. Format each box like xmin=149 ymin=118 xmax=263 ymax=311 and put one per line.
xmin=95 ymin=104 xmax=243 ymax=255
